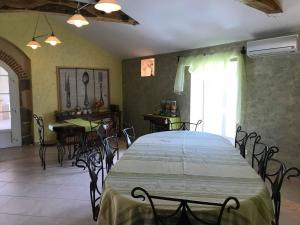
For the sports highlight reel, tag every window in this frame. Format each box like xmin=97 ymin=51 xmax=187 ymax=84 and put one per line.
xmin=0 ymin=66 xmax=11 ymax=130
xmin=190 ymin=58 xmax=239 ymax=139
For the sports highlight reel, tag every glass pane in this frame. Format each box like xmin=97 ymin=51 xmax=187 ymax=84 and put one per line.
xmin=0 ymin=66 xmax=8 ymax=75
xmin=0 ymin=112 xmax=11 ymax=130
xmin=0 ymin=76 xmax=9 ymax=93
xmin=0 ymin=94 xmax=10 ymax=112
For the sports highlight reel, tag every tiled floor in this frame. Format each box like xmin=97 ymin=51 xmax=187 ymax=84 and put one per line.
xmin=0 ymin=145 xmax=299 ymax=225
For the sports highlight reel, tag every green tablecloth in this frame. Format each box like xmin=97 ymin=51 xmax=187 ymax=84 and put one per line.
xmin=98 ymin=131 xmax=274 ymax=225
xmin=48 ymin=118 xmax=99 ymax=132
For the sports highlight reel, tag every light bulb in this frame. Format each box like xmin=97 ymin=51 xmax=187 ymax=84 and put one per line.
xmin=49 ymin=41 xmax=57 ymax=46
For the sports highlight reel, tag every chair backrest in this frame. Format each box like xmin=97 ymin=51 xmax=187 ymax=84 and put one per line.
xmin=131 ymin=187 xmax=240 ymax=225
xmin=33 ymin=114 xmax=45 ymax=145
xmin=234 ymin=126 xmax=257 ymax=158
xmin=251 ymin=135 xmax=267 ymax=169
xmin=170 ymin=120 xmax=202 ymax=131
xmin=104 ymin=136 xmax=119 ymax=172
xmin=122 ymin=126 xmax=136 ymax=148
xmin=263 ymin=158 xmax=300 ymax=225
xmin=77 ymin=151 xmax=104 ymax=221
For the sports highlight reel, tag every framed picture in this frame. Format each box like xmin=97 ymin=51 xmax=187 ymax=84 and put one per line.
xmin=56 ymin=67 xmax=109 ymax=112
xmin=141 ymin=58 xmax=155 ymax=77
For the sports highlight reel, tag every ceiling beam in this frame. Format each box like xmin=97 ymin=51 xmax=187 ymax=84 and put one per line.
xmin=0 ymin=0 xmax=139 ymax=25
xmin=240 ymin=0 xmax=282 ymax=14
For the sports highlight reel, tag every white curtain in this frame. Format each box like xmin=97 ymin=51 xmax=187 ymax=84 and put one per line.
xmin=174 ymin=51 xmax=246 ymax=137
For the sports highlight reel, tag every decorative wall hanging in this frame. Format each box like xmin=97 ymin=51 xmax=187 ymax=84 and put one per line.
xmin=141 ymin=58 xmax=155 ymax=77
xmin=57 ymin=67 xmax=109 ymax=112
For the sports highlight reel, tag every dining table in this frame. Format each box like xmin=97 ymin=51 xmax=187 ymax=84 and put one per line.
xmin=98 ymin=131 xmax=274 ymax=225
xmin=48 ymin=118 xmax=104 ymax=165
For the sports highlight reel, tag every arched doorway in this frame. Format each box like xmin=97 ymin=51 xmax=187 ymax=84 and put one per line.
xmin=0 ymin=37 xmax=33 ymax=147
xmin=0 ymin=61 xmax=21 ymax=148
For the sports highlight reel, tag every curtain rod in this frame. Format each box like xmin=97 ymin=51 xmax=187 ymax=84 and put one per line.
xmin=177 ymin=46 xmax=246 ymax=62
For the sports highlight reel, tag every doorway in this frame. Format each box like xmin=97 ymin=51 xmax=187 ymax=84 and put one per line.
xmin=0 ymin=61 xmax=21 ymax=148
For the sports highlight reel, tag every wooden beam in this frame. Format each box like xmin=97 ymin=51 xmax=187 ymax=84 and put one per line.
xmin=240 ymin=0 xmax=282 ymax=14
xmin=0 ymin=0 xmax=139 ymax=25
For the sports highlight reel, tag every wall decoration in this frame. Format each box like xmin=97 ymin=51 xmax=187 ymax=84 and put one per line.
xmin=57 ymin=67 xmax=109 ymax=112
xmin=141 ymin=58 xmax=155 ymax=77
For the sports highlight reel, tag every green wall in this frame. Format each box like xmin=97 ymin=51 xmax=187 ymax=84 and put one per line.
xmin=0 ymin=12 xmax=122 ymax=141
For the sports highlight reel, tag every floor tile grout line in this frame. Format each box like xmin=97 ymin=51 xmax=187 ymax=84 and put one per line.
xmin=0 ymin=212 xmax=93 ymax=220
xmin=0 ymin=194 xmax=91 ymax=202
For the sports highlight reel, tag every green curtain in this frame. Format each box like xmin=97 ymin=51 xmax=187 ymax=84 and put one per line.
xmin=174 ymin=51 xmax=246 ymax=124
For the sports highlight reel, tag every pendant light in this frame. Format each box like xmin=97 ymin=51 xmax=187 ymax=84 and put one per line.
xmin=45 ymin=32 xmax=62 ymax=46
xmin=67 ymin=13 xmax=89 ymax=28
xmin=26 ymin=14 xmax=62 ymax=50
xmin=26 ymin=38 xmax=41 ymax=50
xmin=44 ymin=16 xmax=62 ymax=46
xmin=94 ymin=0 xmax=122 ymax=13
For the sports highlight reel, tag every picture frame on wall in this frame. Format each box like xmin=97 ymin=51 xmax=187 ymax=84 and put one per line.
xmin=56 ymin=67 xmax=110 ymax=112
xmin=141 ymin=58 xmax=155 ymax=77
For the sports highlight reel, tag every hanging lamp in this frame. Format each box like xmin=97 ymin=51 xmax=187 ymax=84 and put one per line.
xmin=27 ymin=14 xmax=62 ymax=50
xmin=26 ymin=38 xmax=41 ymax=49
xmin=45 ymin=32 xmax=62 ymax=46
xmin=94 ymin=0 xmax=122 ymax=13
xmin=67 ymin=13 xmax=89 ymax=27
xmin=44 ymin=16 xmax=61 ymax=46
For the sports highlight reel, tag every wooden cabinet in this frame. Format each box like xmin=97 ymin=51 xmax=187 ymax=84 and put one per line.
xmin=143 ymin=114 xmax=180 ymax=132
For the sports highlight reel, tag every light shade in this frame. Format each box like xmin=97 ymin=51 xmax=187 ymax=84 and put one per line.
xmin=67 ymin=13 xmax=89 ymax=27
xmin=26 ymin=38 xmax=41 ymax=50
xmin=94 ymin=0 xmax=121 ymax=13
xmin=45 ymin=33 xmax=62 ymax=46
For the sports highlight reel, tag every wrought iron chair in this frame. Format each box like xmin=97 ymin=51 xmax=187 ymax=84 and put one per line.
xmin=234 ymin=126 xmax=257 ymax=158
xmin=122 ymin=126 xmax=136 ymax=148
xmin=262 ymin=157 xmax=300 ymax=225
xmin=170 ymin=120 xmax=202 ymax=131
xmin=33 ymin=114 xmax=57 ymax=170
xmin=104 ymin=135 xmax=119 ymax=172
xmin=77 ymin=150 xmax=104 ymax=221
xmin=54 ymin=125 xmax=85 ymax=166
xmin=250 ymin=135 xmax=268 ymax=172
xmin=131 ymin=187 xmax=240 ymax=225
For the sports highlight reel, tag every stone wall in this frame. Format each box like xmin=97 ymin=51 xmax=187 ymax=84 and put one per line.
xmin=122 ymin=41 xmax=300 ymax=168
xmin=122 ymin=53 xmax=190 ymax=136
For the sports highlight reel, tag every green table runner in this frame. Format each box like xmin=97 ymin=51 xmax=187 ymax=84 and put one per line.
xmin=49 ymin=118 xmax=99 ymax=132
xmin=64 ymin=118 xmax=99 ymax=132
xmin=98 ymin=131 xmax=274 ymax=225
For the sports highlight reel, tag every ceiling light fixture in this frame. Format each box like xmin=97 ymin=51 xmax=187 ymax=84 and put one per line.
xmin=45 ymin=32 xmax=62 ymax=46
xmin=67 ymin=2 xmax=90 ymax=28
xmin=94 ymin=0 xmax=122 ymax=13
xmin=67 ymin=13 xmax=89 ymax=27
xmin=27 ymin=14 xmax=62 ymax=50
xmin=26 ymin=38 xmax=41 ymax=50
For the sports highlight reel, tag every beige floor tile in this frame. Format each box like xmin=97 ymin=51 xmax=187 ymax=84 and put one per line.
xmin=0 ymin=144 xmax=298 ymax=225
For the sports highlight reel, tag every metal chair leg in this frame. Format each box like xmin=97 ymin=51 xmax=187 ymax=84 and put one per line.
xmin=42 ymin=146 xmax=46 ymax=170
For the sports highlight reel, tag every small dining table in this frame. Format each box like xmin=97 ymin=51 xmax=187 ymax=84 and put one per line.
xmin=48 ymin=118 xmax=102 ymax=164
xmin=98 ymin=131 xmax=274 ymax=225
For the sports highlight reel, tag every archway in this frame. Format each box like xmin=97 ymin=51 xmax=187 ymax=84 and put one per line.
xmin=0 ymin=37 xmax=33 ymax=145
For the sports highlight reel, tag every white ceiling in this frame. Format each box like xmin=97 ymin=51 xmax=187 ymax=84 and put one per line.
xmin=58 ymin=0 xmax=300 ymax=59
